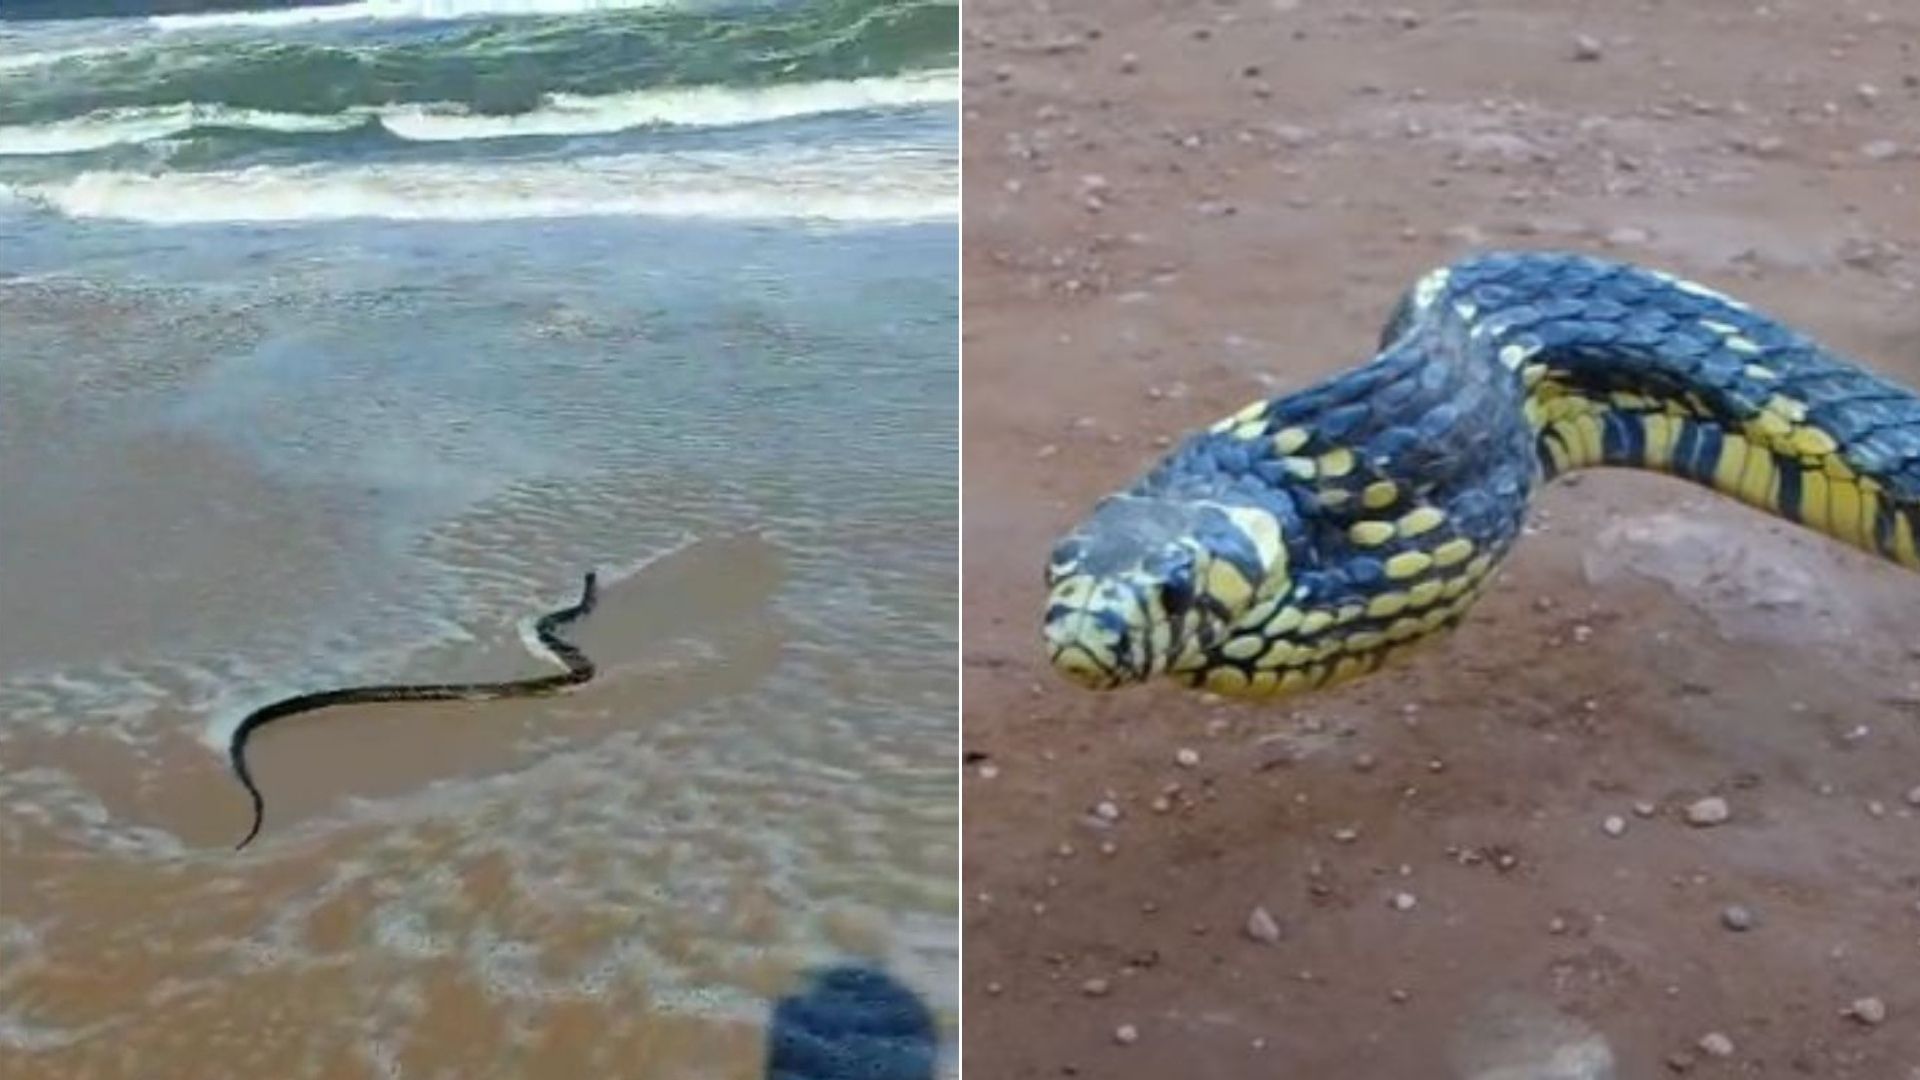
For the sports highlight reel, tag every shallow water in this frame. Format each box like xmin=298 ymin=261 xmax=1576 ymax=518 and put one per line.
xmin=0 ymin=1 xmax=956 ymax=1074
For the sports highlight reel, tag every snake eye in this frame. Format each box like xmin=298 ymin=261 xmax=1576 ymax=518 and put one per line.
xmin=1155 ymin=556 xmax=1196 ymax=618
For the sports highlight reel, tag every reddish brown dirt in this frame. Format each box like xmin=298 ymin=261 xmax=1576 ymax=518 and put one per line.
xmin=962 ymin=2 xmax=1920 ymax=1077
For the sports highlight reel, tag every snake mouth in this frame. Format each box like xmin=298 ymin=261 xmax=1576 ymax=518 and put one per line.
xmin=1047 ymin=641 xmax=1125 ymax=690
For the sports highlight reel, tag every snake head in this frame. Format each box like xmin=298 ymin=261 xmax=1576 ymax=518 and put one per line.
xmin=1043 ymin=494 xmax=1291 ymax=689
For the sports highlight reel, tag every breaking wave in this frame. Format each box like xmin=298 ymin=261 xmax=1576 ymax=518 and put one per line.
xmin=2 ymin=143 xmax=956 ymax=223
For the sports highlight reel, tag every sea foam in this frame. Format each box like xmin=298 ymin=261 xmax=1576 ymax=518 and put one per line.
xmin=0 ymin=71 xmax=954 ymax=157
xmin=3 ymin=144 xmax=956 ymax=224
xmin=148 ymin=0 xmax=685 ymax=32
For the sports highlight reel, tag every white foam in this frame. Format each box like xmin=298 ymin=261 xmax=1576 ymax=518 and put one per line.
xmin=0 ymin=44 xmax=123 ymax=74
xmin=4 ymin=143 xmax=956 ymax=224
xmin=381 ymin=69 xmax=957 ymax=141
xmin=0 ymin=103 xmax=364 ymax=157
xmin=0 ymin=72 xmax=952 ymax=157
xmin=149 ymin=0 xmax=683 ymax=32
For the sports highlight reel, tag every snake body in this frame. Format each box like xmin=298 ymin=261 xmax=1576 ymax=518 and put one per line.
xmin=229 ymin=571 xmax=599 ymax=850
xmin=1044 ymin=252 xmax=1920 ymax=697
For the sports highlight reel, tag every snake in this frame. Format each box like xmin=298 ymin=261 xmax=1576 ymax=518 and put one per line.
xmin=1043 ymin=251 xmax=1920 ymax=699
xmin=228 ymin=571 xmax=599 ymax=851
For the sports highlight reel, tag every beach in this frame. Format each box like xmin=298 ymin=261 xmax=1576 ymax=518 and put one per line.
xmin=0 ymin=1 xmax=957 ymax=1074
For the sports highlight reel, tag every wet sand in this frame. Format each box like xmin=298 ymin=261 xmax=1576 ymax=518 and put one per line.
xmin=5 ymin=533 xmax=953 ymax=1078
xmin=963 ymin=1 xmax=1919 ymax=1076
xmin=1 ymin=213 xmax=958 ymax=1077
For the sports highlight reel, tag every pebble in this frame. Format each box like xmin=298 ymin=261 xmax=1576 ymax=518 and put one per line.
xmin=1861 ymin=139 xmax=1901 ymax=161
xmin=1847 ymin=997 xmax=1887 ymax=1025
xmin=1602 ymin=815 xmax=1627 ymax=837
xmin=1685 ymin=796 xmax=1730 ymax=826
xmin=1698 ymin=1032 xmax=1735 ymax=1058
xmin=1390 ymin=891 xmax=1418 ymax=912
xmin=1094 ymin=800 xmax=1121 ymax=822
xmin=1174 ymin=747 xmax=1200 ymax=768
xmin=1114 ymin=1023 xmax=1139 ymax=1045
xmin=1906 ymin=785 xmax=1920 ymax=808
xmin=1720 ymin=905 xmax=1754 ymax=932
xmin=1572 ymin=34 xmax=1604 ymax=61
xmin=1246 ymin=905 xmax=1284 ymax=944
xmin=1332 ymin=826 xmax=1361 ymax=844
xmin=1081 ymin=977 xmax=1111 ymax=997
xmin=1633 ymin=801 xmax=1658 ymax=818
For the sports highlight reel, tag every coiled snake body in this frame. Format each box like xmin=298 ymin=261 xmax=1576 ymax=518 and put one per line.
xmin=1044 ymin=252 xmax=1920 ymax=697
xmin=229 ymin=571 xmax=598 ymax=850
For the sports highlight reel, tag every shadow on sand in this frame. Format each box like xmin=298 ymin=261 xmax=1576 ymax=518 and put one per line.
xmin=765 ymin=963 xmax=939 ymax=1080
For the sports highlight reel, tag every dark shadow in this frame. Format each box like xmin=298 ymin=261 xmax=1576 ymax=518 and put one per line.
xmin=764 ymin=964 xmax=939 ymax=1080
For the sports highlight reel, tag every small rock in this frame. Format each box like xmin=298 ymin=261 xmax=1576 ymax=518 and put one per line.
xmin=1905 ymin=784 xmax=1920 ymax=807
xmin=1390 ymin=891 xmax=1418 ymax=912
xmin=1246 ymin=905 xmax=1284 ymax=944
xmin=1174 ymin=747 xmax=1200 ymax=768
xmin=1571 ymin=34 xmax=1604 ymax=61
xmin=1114 ymin=1023 xmax=1139 ymax=1045
xmin=1721 ymin=904 xmax=1755 ymax=932
xmin=1685 ymin=796 xmax=1730 ymax=826
xmin=1666 ymin=1050 xmax=1696 ymax=1072
xmin=1602 ymin=815 xmax=1627 ymax=837
xmin=1847 ymin=997 xmax=1887 ymax=1025
xmin=1081 ymin=977 xmax=1111 ymax=997
xmin=1094 ymin=800 xmax=1121 ymax=822
xmin=1633 ymin=801 xmax=1658 ymax=818
xmin=1332 ymin=826 xmax=1360 ymax=844
xmin=1698 ymin=1032 xmax=1734 ymax=1058
xmin=1605 ymin=226 xmax=1650 ymax=247
xmin=1861 ymin=139 xmax=1901 ymax=162
xmin=1352 ymin=752 xmax=1377 ymax=773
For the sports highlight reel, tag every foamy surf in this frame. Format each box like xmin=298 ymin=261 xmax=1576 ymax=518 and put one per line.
xmin=0 ymin=71 xmax=954 ymax=157
xmin=0 ymin=103 xmax=365 ymax=157
xmin=149 ymin=0 xmax=685 ymax=32
xmin=381 ymin=69 xmax=957 ymax=141
xmin=5 ymin=144 xmax=956 ymax=224
xmin=0 ymin=44 xmax=124 ymax=74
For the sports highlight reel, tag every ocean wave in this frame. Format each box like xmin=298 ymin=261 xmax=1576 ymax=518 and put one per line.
xmin=0 ymin=70 xmax=954 ymax=156
xmin=381 ymin=69 xmax=956 ymax=140
xmin=0 ymin=0 xmax=956 ymax=126
xmin=0 ymin=45 xmax=123 ymax=74
xmin=149 ymin=0 xmax=686 ymax=32
xmin=1 ymin=144 xmax=956 ymax=224
xmin=0 ymin=103 xmax=364 ymax=156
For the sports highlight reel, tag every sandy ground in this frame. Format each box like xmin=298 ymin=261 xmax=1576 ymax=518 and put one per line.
xmin=962 ymin=2 xmax=1920 ymax=1076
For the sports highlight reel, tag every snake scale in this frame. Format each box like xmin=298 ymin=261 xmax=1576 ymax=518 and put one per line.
xmin=1044 ymin=251 xmax=1920 ymax=698
xmin=228 ymin=571 xmax=598 ymax=851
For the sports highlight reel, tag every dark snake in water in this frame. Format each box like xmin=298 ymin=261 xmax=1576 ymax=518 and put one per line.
xmin=1044 ymin=252 xmax=1919 ymax=698
xmin=229 ymin=571 xmax=598 ymax=850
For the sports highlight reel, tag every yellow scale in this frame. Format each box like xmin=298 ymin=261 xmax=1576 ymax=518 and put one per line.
xmin=1185 ymin=354 xmax=1917 ymax=701
xmin=1526 ymin=371 xmax=1916 ymax=569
